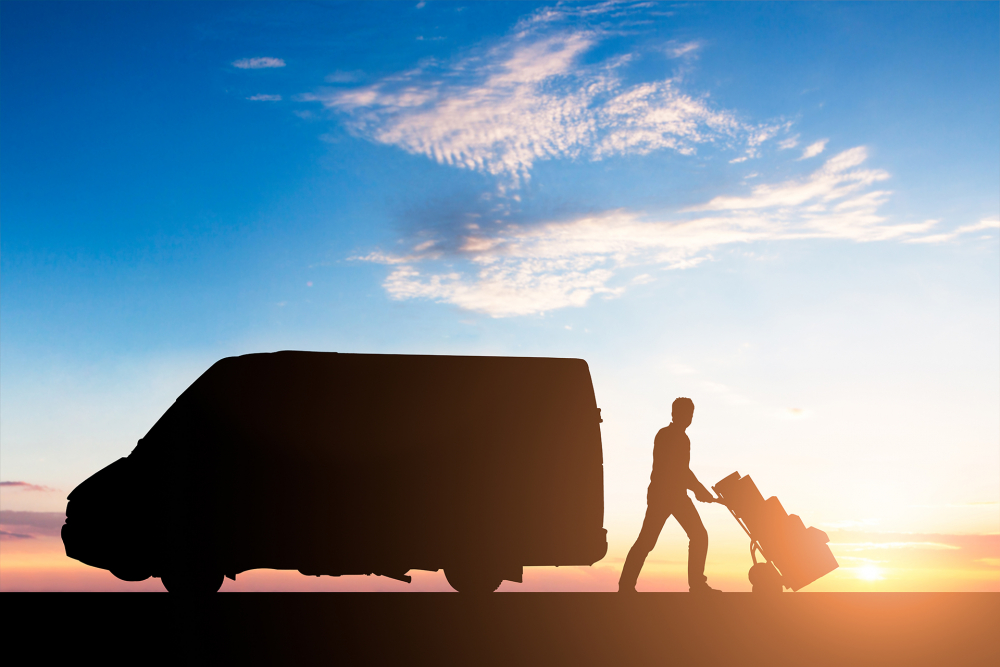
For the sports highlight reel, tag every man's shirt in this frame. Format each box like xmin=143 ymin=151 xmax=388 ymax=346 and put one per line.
xmin=648 ymin=422 xmax=692 ymax=496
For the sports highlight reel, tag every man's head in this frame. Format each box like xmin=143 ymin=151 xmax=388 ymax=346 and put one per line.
xmin=672 ymin=397 xmax=695 ymax=428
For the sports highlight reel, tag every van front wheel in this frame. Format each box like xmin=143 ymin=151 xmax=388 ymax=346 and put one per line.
xmin=161 ymin=570 xmax=224 ymax=593
xmin=444 ymin=567 xmax=503 ymax=593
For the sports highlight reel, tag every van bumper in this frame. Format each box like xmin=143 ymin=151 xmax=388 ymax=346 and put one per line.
xmin=583 ymin=528 xmax=609 ymax=564
xmin=526 ymin=528 xmax=608 ymax=567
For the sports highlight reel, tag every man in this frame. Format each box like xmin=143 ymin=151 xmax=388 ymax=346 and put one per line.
xmin=618 ymin=397 xmax=722 ymax=593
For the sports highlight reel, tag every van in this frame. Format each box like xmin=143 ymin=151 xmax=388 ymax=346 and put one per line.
xmin=62 ymin=352 xmax=608 ymax=592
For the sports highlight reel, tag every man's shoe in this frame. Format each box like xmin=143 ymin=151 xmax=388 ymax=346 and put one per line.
xmin=689 ymin=583 xmax=723 ymax=593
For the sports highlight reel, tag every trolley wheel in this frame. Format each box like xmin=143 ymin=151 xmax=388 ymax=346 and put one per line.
xmin=749 ymin=562 xmax=782 ymax=593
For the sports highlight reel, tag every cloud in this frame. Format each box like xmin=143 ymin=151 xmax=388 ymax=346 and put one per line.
xmin=302 ymin=7 xmax=782 ymax=187
xmin=828 ymin=531 xmax=1000 ymax=584
xmin=0 ymin=481 xmax=57 ymax=492
xmin=833 ymin=541 xmax=961 ymax=551
xmin=798 ymin=139 xmax=828 ymax=159
xmin=247 ymin=94 xmax=282 ymax=102
xmin=233 ymin=57 xmax=286 ymax=69
xmin=778 ymin=135 xmax=799 ymax=150
xmin=358 ymin=147 xmax=945 ymax=316
xmin=0 ymin=511 xmax=66 ymax=537
xmin=821 ymin=518 xmax=880 ymax=530
xmin=688 ymin=147 xmax=889 ymax=213
xmin=700 ymin=380 xmax=754 ymax=406
xmin=325 ymin=70 xmax=363 ymax=84
xmin=0 ymin=530 xmax=34 ymax=539
xmin=827 ymin=531 xmax=1000 ymax=571
xmin=665 ymin=40 xmax=703 ymax=59
xmin=905 ymin=217 xmax=1000 ymax=244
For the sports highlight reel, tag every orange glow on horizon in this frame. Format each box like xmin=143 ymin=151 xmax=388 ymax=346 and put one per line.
xmin=3 ymin=531 xmax=997 ymax=592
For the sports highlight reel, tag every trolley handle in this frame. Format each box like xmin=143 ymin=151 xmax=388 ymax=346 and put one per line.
xmin=711 ymin=486 xmax=754 ymax=539
xmin=712 ymin=485 xmax=773 ymax=566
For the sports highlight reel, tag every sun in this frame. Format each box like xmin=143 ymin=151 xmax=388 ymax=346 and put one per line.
xmin=856 ymin=564 xmax=883 ymax=581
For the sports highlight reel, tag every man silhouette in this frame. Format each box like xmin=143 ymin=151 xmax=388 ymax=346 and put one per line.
xmin=619 ymin=397 xmax=722 ymax=593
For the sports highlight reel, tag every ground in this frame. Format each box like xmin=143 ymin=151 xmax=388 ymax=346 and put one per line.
xmin=9 ymin=593 xmax=997 ymax=665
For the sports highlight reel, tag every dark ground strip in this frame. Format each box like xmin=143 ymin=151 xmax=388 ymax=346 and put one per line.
xmin=7 ymin=593 xmax=998 ymax=665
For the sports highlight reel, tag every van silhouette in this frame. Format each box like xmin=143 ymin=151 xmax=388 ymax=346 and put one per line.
xmin=62 ymin=352 xmax=609 ymax=592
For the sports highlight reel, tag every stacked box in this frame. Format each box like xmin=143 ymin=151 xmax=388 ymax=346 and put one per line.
xmin=713 ymin=472 xmax=838 ymax=591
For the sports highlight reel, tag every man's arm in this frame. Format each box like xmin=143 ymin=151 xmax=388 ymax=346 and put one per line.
xmin=687 ymin=469 xmax=715 ymax=502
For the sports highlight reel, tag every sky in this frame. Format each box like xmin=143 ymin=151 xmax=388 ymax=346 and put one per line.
xmin=1 ymin=1 xmax=997 ymax=592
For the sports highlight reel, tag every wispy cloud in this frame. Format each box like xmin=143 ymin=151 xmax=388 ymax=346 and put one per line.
xmin=302 ymin=6 xmax=782 ymax=187
xmin=0 ymin=530 xmax=34 ymax=539
xmin=247 ymin=94 xmax=282 ymax=102
xmin=665 ymin=40 xmax=703 ymax=59
xmin=833 ymin=541 xmax=961 ymax=551
xmin=814 ymin=531 xmax=1000 ymax=584
xmin=798 ymin=139 xmax=828 ymax=160
xmin=0 ymin=511 xmax=66 ymax=537
xmin=778 ymin=407 xmax=812 ymax=420
xmin=688 ymin=146 xmax=889 ymax=214
xmin=778 ymin=134 xmax=799 ymax=150
xmin=827 ymin=531 xmax=1000 ymax=570
xmin=0 ymin=481 xmax=57 ymax=492
xmin=700 ymin=380 xmax=754 ymax=406
xmin=357 ymin=147 xmax=946 ymax=316
xmin=233 ymin=57 xmax=286 ymax=69
xmin=821 ymin=518 xmax=880 ymax=530
xmin=905 ymin=217 xmax=999 ymax=244
xmin=325 ymin=70 xmax=363 ymax=84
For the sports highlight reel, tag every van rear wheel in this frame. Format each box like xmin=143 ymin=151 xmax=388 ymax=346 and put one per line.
xmin=161 ymin=569 xmax=224 ymax=593
xmin=444 ymin=567 xmax=503 ymax=593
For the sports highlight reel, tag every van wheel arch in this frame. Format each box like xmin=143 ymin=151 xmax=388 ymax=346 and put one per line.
xmin=111 ymin=567 xmax=151 ymax=583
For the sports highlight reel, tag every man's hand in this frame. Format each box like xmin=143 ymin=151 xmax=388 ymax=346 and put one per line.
xmin=694 ymin=488 xmax=715 ymax=503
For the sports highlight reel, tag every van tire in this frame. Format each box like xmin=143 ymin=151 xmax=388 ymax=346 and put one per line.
xmin=444 ymin=567 xmax=503 ymax=593
xmin=161 ymin=570 xmax=225 ymax=593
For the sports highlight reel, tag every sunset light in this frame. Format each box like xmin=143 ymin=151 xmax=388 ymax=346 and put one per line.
xmin=1 ymin=1 xmax=997 ymax=596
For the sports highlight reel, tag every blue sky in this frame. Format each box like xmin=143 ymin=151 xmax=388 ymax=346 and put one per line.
xmin=2 ymin=2 xmax=998 ymax=589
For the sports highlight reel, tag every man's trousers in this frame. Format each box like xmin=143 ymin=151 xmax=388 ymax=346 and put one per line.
xmin=619 ymin=493 xmax=708 ymax=590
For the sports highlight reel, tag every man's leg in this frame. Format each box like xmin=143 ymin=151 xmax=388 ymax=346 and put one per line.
xmin=671 ymin=496 xmax=709 ymax=589
xmin=618 ymin=503 xmax=669 ymax=591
